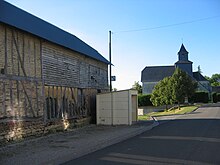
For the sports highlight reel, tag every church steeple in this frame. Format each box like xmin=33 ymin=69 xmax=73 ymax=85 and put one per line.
xmin=175 ymin=44 xmax=193 ymax=77
xmin=178 ymin=44 xmax=189 ymax=61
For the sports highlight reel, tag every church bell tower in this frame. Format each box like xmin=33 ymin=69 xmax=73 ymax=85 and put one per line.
xmin=175 ymin=44 xmax=193 ymax=77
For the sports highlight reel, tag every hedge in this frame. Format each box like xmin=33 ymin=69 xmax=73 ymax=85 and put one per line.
xmin=190 ymin=91 xmax=209 ymax=103
xmin=217 ymin=93 xmax=220 ymax=102
xmin=138 ymin=94 xmax=153 ymax=107
xmin=212 ymin=93 xmax=218 ymax=103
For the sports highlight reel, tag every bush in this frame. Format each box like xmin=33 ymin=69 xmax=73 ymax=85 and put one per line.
xmin=212 ymin=93 xmax=218 ymax=103
xmin=190 ymin=91 xmax=209 ymax=103
xmin=138 ymin=94 xmax=153 ymax=107
xmin=217 ymin=93 xmax=220 ymax=102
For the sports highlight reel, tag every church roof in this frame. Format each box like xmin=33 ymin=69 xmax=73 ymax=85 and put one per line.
xmin=193 ymin=72 xmax=208 ymax=81
xmin=175 ymin=60 xmax=193 ymax=64
xmin=141 ymin=66 xmax=175 ymax=82
xmin=141 ymin=67 xmax=208 ymax=83
xmin=0 ymin=1 xmax=109 ymax=64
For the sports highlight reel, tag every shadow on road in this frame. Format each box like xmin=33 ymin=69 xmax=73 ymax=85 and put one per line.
xmin=64 ymin=118 xmax=220 ymax=165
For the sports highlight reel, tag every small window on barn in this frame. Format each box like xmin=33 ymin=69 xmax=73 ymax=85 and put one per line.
xmin=46 ymin=97 xmax=58 ymax=119
xmin=78 ymin=88 xmax=83 ymax=107
xmin=0 ymin=68 xmax=5 ymax=74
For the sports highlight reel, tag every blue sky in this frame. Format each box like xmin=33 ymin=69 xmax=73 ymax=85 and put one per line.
xmin=5 ymin=0 xmax=220 ymax=90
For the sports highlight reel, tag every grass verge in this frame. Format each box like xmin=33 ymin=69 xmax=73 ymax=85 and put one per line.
xmin=138 ymin=105 xmax=198 ymax=121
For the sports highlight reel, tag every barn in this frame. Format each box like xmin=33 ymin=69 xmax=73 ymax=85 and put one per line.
xmin=0 ymin=1 xmax=109 ymax=144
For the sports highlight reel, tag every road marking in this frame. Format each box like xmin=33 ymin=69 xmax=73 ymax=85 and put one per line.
xmin=140 ymin=135 xmax=220 ymax=143
xmin=100 ymin=152 xmax=212 ymax=165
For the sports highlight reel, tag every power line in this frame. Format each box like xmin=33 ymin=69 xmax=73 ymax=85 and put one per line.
xmin=114 ymin=15 xmax=220 ymax=34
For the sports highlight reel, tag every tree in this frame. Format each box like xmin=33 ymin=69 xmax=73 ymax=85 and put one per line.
xmin=151 ymin=68 xmax=197 ymax=110
xmin=198 ymin=65 xmax=202 ymax=74
xmin=132 ymin=81 xmax=142 ymax=94
xmin=205 ymin=74 xmax=220 ymax=86
xmin=170 ymin=68 xmax=197 ymax=109
xmin=113 ymin=88 xmax=117 ymax=91
xmin=150 ymin=77 xmax=174 ymax=109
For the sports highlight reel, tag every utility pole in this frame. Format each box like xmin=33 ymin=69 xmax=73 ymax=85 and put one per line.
xmin=109 ymin=30 xmax=112 ymax=92
xmin=109 ymin=31 xmax=113 ymax=125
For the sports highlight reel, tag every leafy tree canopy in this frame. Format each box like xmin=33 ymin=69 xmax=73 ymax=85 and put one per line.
xmin=150 ymin=77 xmax=173 ymax=107
xmin=132 ymin=81 xmax=142 ymax=94
xmin=170 ymin=68 xmax=197 ymax=107
xmin=205 ymin=74 xmax=220 ymax=87
xmin=150 ymin=68 xmax=197 ymax=109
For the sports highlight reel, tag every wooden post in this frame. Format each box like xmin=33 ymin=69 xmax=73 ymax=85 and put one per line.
xmin=24 ymin=93 xmax=27 ymax=117
xmin=40 ymin=40 xmax=47 ymax=122
xmin=70 ymin=87 xmax=75 ymax=117
xmin=27 ymin=39 xmax=31 ymax=76
xmin=35 ymin=81 xmax=39 ymax=116
xmin=57 ymin=86 xmax=63 ymax=118
xmin=34 ymin=42 xmax=37 ymax=78
xmin=52 ymin=85 xmax=55 ymax=118
xmin=48 ymin=86 xmax=51 ymax=120
xmin=9 ymin=80 xmax=14 ymax=117
xmin=60 ymin=86 xmax=63 ymax=118
xmin=16 ymin=32 xmax=20 ymax=117
xmin=63 ymin=87 xmax=66 ymax=118
xmin=4 ymin=27 xmax=8 ymax=74
xmin=11 ymin=30 xmax=15 ymax=74
xmin=22 ymin=34 xmax=25 ymax=76
xmin=2 ymin=81 xmax=6 ymax=116
xmin=56 ymin=86 xmax=59 ymax=118
xmin=16 ymin=80 xmax=20 ymax=117
xmin=66 ymin=88 xmax=70 ymax=118
xmin=16 ymin=31 xmax=20 ymax=76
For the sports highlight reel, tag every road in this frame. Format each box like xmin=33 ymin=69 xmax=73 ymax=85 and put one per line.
xmin=63 ymin=105 xmax=220 ymax=165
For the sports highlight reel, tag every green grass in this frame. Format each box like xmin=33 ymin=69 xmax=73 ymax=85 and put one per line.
xmin=138 ymin=105 xmax=198 ymax=121
xmin=138 ymin=115 xmax=150 ymax=121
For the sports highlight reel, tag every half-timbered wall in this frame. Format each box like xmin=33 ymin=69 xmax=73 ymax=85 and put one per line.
xmin=0 ymin=23 xmax=43 ymax=119
xmin=0 ymin=22 xmax=108 ymax=144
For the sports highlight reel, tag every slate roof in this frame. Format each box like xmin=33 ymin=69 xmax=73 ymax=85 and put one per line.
xmin=193 ymin=72 xmax=208 ymax=81
xmin=141 ymin=66 xmax=175 ymax=82
xmin=0 ymin=1 xmax=109 ymax=64
xmin=175 ymin=60 xmax=193 ymax=64
xmin=178 ymin=44 xmax=188 ymax=54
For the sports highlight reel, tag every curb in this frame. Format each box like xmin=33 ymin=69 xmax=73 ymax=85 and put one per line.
xmin=153 ymin=106 xmax=200 ymax=125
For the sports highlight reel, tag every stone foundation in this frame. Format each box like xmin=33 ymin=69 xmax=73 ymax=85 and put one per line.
xmin=0 ymin=117 xmax=91 ymax=146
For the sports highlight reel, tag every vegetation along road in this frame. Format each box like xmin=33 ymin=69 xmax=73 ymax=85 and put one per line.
xmin=63 ymin=104 xmax=220 ymax=165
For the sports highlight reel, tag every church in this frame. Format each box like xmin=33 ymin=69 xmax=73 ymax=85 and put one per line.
xmin=141 ymin=44 xmax=211 ymax=94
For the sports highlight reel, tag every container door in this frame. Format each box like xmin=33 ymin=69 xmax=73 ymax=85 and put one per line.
xmin=131 ymin=95 xmax=138 ymax=122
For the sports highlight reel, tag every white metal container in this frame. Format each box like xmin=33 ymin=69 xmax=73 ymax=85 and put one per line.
xmin=96 ymin=89 xmax=138 ymax=125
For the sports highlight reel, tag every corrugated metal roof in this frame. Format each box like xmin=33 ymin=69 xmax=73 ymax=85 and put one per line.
xmin=141 ymin=65 xmax=175 ymax=82
xmin=0 ymin=1 xmax=109 ymax=64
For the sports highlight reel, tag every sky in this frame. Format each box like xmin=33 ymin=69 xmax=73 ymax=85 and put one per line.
xmin=5 ymin=0 xmax=220 ymax=90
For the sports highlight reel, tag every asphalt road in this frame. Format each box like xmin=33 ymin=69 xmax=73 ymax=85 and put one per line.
xmin=63 ymin=105 xmax=220 ymax=165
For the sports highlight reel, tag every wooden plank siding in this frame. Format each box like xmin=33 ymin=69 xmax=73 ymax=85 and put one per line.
xmin=42 ymin=41 xmax=108 ymax=89
xmin=41 ymin=42 xmax=108 ymax=121
xmin=0 ymin=22 xmax=108 ymax=123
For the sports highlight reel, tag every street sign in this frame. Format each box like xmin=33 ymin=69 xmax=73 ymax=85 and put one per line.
xmin=111 ymin=76 xmax=116 ymax=81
